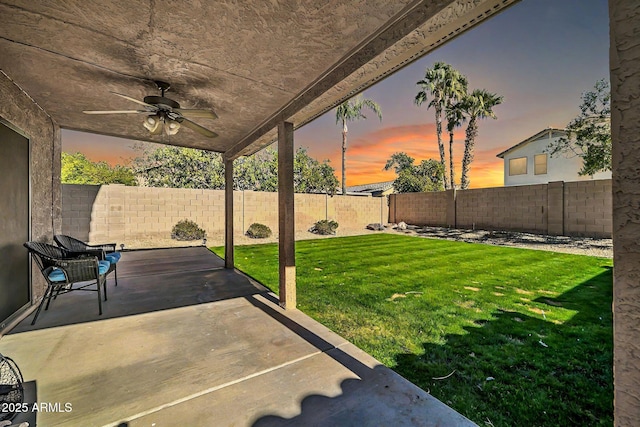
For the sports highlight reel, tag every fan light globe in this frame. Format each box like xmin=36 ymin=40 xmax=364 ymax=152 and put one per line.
xmin=143 ymin=115 xmax=162 ymax=133
xmin=164 ymin=120 xmax=181 ymax=136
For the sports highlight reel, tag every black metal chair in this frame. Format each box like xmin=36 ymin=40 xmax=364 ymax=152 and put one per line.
xmin=24 ymin=242 xmax=110 ymax=325
xmin=54 ymin=235 xmax=120 ymax=286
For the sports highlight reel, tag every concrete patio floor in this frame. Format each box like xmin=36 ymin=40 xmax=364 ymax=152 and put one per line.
xmin=1 ymin=247 xmax=476 ymax=426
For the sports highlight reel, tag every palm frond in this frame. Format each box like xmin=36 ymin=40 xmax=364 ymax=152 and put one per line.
xmin=335 ymin=95 xmax=382 ymax=124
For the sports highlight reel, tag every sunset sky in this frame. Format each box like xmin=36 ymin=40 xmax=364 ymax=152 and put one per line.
xmin=63 ymin=0 xmax=609 ymax=189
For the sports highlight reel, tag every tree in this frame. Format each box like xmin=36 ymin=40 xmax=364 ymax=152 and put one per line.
xmin=293 ymin=148 xmax=340 ymax=195
xmin=416 ymin=62 xmax=467 ymax=190
xmin=547 ymin=79 xmax=611 ymax=175
xmin=234 ymin=148 xmax=338 ymax=194
xmin=234 ymin=148 xmax=278 ymax=191
xmin=335 ymin=95 xmax=383 ymax=195
xmin=133 ymin=145 xmax=339 ymax=194
xmin=459 ymin=89 xmax=503 ymax=189
xmin=384 ymin=152 xmax=415 ymax=174
xmin=446 ymin=102 xmax=466 ymax=188
xmin=132 ymin=146 xmax=225 ymax=189
xmin=62 ymin=152 xmax=136 ymax=185
xmin=384 ymin=152 xmax=444 ymax=193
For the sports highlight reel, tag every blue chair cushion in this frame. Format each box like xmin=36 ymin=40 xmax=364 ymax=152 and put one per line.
xmin=48 ymin=269 xmax=67 ymax=283
xmin=48 ymin=260 xmax=111 ymax=283
xmin=105 ymin=252 xmax=121 ymax=264
xmin=99 ymin=260 xmax=111 ymax=272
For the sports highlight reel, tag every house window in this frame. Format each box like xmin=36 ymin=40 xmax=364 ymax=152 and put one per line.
xmin=534 ymin=154 xmax=547 ymax=175
xmin=509 ymin=157 xmax=527 ymax=176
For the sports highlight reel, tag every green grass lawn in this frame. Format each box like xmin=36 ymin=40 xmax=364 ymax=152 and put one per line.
xmin=212 ymin=233 xmax=613 ymax=426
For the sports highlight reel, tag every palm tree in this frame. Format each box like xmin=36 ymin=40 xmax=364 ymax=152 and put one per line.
xmin=415 ymin=62 xmax=447 ymax=188
xmin=445 ymin=103 xmax=465 ymax=188
xmin=459 ymin=89 xmax=503 ymax=189
xmin=335 ymin=96 xmax=382 ymax=195
xmin=443 ymin=70 xmax=468 ymax=189
xmin=416 ymin=63 xmax=467 ymax=189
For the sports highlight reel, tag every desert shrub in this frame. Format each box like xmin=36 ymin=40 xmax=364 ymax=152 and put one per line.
xmin=309 ymin=219 xmax=339 ymax=235
xmin=171 ymin=219 xmax=206 ymax=241
xmin=246 ymin=223 xmax=272 ymax=239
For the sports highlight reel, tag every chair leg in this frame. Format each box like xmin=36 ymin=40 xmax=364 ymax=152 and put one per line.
xmin=103 ymin=276 xmax=108 ymax=301
xmin=45 ymin=285 xmax=59 ymax=310
xmin=31 ymin=286 xmax=52 ymax=325
xmin=97 ymin=277 xmax=103 ymax=315
xmin=114 ymin=264 xmax=118 ymax=286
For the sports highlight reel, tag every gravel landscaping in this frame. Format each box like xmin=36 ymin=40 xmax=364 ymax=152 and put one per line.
xmin=388 ymin=224 xmax=613 ymax=258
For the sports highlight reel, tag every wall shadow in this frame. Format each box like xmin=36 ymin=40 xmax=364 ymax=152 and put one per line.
xmin=393 ymin=269 xmax=613 ymax=426
xmin=61 ymin=184 xmax=100 ymax=242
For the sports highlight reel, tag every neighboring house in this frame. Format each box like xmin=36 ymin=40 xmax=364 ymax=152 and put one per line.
xmin=496 ymin=128 xmax=611 ymax=186
xmin=345 ymin=181 xmax=395 ymax=197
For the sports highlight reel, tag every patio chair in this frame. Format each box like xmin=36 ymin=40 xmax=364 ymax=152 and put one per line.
xmin=24 ymin=242 xmax=110 ymax=325
xmin=54 ymin=235 xmax=121 ymax=286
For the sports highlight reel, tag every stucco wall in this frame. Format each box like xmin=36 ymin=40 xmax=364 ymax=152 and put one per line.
xmin=610 ymin=1 xmax=640 ymax=425
xmin=61 ymin=185 xmax=388 ymax=246
xmin=0 ymin=71 xmax=62 ymax=303
xmin=389 ymin=180 xmax=611 ymax=238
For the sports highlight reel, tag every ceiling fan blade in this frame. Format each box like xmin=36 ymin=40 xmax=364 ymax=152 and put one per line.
xmin=175 ymin=108 xmax=218 ymax=120
xmin=111 ymin=92 xmax=156 ymax=108
xmin=83 ymin=110 xmax=151 ymax=115
xmin=179 ymin=118 xmax=218 ymax=138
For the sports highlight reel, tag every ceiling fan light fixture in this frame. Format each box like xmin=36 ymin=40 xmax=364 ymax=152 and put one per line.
xmin=85 ymin=86 xmax=218 ymax=138
xmin=164 ymin=120 xmax=180 ymax=136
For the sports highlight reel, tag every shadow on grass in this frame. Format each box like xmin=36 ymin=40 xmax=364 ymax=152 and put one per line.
xmin=394 ymin=268 xmax=613 ymax=427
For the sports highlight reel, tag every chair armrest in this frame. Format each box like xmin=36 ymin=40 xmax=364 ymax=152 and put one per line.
xmin=86 ymin=243 xmax=117 ymax=252
xmin=65 ymin=248 xmax=107 ymax=260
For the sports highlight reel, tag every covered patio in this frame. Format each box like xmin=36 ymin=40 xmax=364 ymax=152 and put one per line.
xmin=2 ymin=247 xmax=474 ymax=426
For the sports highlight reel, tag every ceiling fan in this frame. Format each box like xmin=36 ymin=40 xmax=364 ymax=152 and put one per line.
xmin=83 ymin=81 xmax=218 ymax=138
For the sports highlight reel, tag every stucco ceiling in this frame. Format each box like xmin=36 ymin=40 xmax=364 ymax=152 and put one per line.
xmin=0 ymin=0 xmax=518 ymax=158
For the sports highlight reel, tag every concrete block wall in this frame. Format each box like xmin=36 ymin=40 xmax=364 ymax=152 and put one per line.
xmin=456 ymin=184 xmax=548 ymax=233
xmin=389 ymin=179 xmax=612 ymax=238
xmin=240 ymin=191 xmax=277 ymax=233
xmin=333 ymin=195 xmax=389 ymax=229
xmin=564 ymin=180 xmax=612 ymax=238
xmin=389 ymin=191 xmax=450 ymax=226
xmin=62 ymin=185 xmax=388 ymax=245
xmin=294 ymin=193 xmax=328 ymax=232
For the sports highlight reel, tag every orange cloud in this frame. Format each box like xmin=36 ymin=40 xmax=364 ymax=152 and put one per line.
xmin=328 ymin=124 xmax=505 ymax=188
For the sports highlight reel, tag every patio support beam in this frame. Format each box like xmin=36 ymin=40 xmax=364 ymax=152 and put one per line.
xmin=224 ymin=155 xmax=234 ymax=269
xmin=610 ymin=0 xmax=640 ymax=424
xmin=278 ymin=121 xmax=296 ymax=309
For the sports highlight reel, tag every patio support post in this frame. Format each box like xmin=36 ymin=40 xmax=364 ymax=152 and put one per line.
xmin=278 ymin=121 xmax=296 ymax=309
xmin=610 ymin=1 xmax=640 ymax=424
xmin=224 ymin=155 xmax=234 ymax=269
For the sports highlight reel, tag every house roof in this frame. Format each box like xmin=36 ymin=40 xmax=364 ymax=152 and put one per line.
xmin=0 ymin=0 xmax=518 ymax=159
xmin=347 ymin=181 xmax=395 ymax=194
xmin=496 ymin=127 xmax=567 ymax=158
